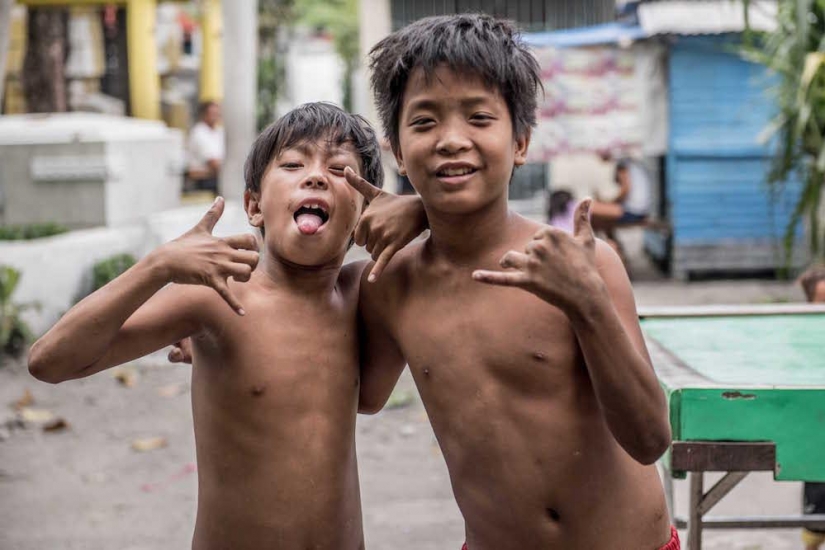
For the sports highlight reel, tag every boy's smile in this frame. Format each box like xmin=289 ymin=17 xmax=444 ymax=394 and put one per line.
xmin=396 ymin=65 xmax=529 ymax=215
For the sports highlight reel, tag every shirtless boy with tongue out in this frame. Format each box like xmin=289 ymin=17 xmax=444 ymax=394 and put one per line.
xmin=28 ymin=103 xmax=426 ymax=550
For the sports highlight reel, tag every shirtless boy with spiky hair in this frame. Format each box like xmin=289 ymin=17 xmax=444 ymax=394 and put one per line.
xmin=350 ymin=15 xmax=678 ymax=550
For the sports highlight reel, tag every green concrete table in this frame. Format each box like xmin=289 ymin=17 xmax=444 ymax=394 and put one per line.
xmin=640 ymin=304 xmax=825 ymax=550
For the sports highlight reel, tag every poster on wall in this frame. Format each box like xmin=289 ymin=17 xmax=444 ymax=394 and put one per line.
xmin=528 ymin=43 xmax=666 ymax=163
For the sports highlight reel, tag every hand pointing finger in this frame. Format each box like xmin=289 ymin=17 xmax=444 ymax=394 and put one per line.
xmin=344 ymin=167 xmax=382 ymax=202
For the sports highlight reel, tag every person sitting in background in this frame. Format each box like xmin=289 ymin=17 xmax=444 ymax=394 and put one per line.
xmin=547 ymin=189 xmax=577 ymax=234
xmin=798 ymin=264 xmax=825 ymax=550
xmin=589 ymin=151 xmax=652 ymax=233
xmin=186 ymin=100 xmax=225 ymax=195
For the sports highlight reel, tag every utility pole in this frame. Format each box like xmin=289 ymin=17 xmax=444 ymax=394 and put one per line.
xmin=221 ymin=0 xmax=258 ymax=201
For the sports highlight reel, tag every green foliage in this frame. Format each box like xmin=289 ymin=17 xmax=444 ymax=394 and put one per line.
xmin=294 ymin=0 xmax=359 ymax=111
xmin=741 ymin=0 xmax=825 ymax=262
xmin=0 ymin=223 xmax=68 ymax=240
xmin=92 ymin=253 xmax=136 ymax=292
xmin=257 ymin=0 xmax=295 ymax=131
xmin=0 ymin=265 xmax=35 ymax=358
xmin=254 ymin=0 xmax=358 ymax=125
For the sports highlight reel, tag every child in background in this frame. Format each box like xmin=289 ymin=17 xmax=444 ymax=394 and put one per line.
xmin=799 ymin=265 xmax=825 ymax=550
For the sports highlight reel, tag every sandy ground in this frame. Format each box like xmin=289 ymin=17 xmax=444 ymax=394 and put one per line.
xmin=0 ymin=228 xmax=816 ymax=550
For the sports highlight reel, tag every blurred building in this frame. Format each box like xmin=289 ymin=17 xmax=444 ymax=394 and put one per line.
xmin=357 ymin=0 xmax=617 ymax=200
xmin=2 ymin=0 xmax=222 ymax=128
xmin=525 ymin=0 xmax=803 ymax=278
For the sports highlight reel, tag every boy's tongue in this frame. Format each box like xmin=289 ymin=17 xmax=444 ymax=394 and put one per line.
xmin=296 ymin=212 xmax=324 ymax=235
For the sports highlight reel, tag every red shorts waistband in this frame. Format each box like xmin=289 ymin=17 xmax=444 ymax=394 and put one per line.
xmin=461 ymin=526 xmax=679 ymax=550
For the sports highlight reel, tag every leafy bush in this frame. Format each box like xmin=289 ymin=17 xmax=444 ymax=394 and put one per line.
xmin=0 ymin=223 xmax=68 ymax=241
xmin=92 ymin=254 xmax=137 ymax=292
xmin=0 ymin=266 xmax=36 ymax=357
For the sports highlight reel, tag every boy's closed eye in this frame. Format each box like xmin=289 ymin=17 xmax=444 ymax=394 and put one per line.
xmin=470 ymin=112 xmax=496 ymax=124
xmin=410 ymin=117 xmax=435 ymax=128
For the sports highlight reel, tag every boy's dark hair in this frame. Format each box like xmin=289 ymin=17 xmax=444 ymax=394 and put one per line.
xmin=369 ymin=13 xmax=542 ymax=153
xmin=547 ymin=189 xmax=574 ymax=220
xmin=244 ymin=102 xmax=384 ymax=195
xmin=798 ymin=265 xmax=825 ymax=302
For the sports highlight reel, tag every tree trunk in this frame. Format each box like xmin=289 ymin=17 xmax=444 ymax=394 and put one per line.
xmin=22 ymin=7 xmax=69 ymax=113
xmin=0 ymin=0 xmax=13 ymax=111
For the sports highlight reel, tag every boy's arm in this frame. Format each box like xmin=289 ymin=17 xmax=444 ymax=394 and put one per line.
xmin=355 ymin=265 xmax=407 ymax=414
xmin=29 ymin=198 xmax=258 ymax=383
xmin=472 ymin=200 xmax=671 ymax=465
xmin=345 ymin=167 xmax=427 ymax=281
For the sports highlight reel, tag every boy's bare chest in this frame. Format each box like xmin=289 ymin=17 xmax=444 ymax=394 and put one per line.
xmin=393 ymin=281 xmax=580 ymax=382
xmin=196 ymin=297 xmax=360 ymax=395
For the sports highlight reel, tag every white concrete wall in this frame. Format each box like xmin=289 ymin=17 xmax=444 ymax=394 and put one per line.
xmin=104 ymin=133 xmax=184 ymax=226
xmin=281 ymin=33 xmax=345 ymax=113
xmin=0 ymin=201 xmax=254 ymax=336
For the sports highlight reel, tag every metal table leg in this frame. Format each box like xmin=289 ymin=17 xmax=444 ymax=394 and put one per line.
xmin=688 ymin=472 xmax=704 ymax=550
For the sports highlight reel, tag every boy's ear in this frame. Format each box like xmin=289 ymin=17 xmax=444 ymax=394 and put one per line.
xmin=514 ymin=129 xmax=532 ymax=167
xmin=244 ymin=190 xmax=264 ymax=228
xmin=394 ymin=148 xmax=407 ymax=177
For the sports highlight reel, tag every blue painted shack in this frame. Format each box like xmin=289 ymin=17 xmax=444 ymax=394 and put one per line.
xmin=527 ymin=1 xmax=807 ymax=278
xmin=654 ymin=34 xmax=804 ymax=278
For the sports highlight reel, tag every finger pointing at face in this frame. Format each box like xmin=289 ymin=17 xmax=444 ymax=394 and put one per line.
xmin=344 ymin=167 xmax=382 ymax=202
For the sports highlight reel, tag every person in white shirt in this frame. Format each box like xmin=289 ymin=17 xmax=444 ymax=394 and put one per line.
xmin=186 ymin=101 xmax=225 ymax=194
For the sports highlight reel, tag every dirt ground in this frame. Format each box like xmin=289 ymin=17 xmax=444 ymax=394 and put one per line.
xmin=0 ymin=230 xmax=815 ymax=550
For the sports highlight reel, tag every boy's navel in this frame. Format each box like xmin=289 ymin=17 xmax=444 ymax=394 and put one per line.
xmin=250 ymin=384 xmax=266 ymax=397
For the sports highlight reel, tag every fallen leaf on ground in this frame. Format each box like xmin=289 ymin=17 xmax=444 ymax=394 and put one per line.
xmin=42 ymin=418 xmax=69 ymax=432
xmin=141 ymin=462 xmax=197 ymax=492
xmin=113 ymin=368 xmax=138 ymax=388
xmin=11 ymin=389 xmax=34 ymax=410
xmin=18 ymin=407 xmax=56 ymax=424
xmin=131 ymin=437 xmax=167 ymax=452
xmin=157 ymin=383 xmax=185 ymax=397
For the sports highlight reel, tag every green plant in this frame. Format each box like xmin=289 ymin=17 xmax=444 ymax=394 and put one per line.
xmin=0 ymin=223 xmax=68 ymax=240
xmin=741 ymin=0 xmax=825 ymax=263
xmin=0 ymin=265 xmax=35 ymax=357
xmin=258 ymin=0 xmax=295 ymax=130
xmin=92 ymin=253 xmax=136 ymax=292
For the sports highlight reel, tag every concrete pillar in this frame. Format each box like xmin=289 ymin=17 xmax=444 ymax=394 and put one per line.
xmin=127 ymin=0 xmax=160 ymax=119
xmin=199 ymin=0 xmax=222 ymax=102
xmin=357 ymin=0 xmax=395 ymax=191
xmin=220 ymin=0 xmax=256 ymax=201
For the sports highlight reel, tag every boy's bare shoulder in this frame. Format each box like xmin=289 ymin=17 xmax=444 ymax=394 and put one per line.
xmin=339 ymin=260 xmax=368 ymax=299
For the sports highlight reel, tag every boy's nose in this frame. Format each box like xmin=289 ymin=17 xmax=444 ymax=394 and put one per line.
xmin=301 ymin=173 xmax=329 ymax=189
xmin=436 ymin=130 xmax=472 ymax=156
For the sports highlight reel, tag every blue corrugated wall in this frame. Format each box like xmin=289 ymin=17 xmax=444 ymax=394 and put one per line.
xmin=667 ymin=35 xmax=802 ymax=247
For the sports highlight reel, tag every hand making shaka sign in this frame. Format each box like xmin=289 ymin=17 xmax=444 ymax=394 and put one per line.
xmin=472 ymin=199 xmax=606 ymax=315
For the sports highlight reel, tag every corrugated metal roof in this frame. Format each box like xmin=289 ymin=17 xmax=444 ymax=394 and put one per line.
xmin=525 ymin=22 xmax=648 ymax=47
xmin=638 ymin=1 xmax=777 ymax=35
